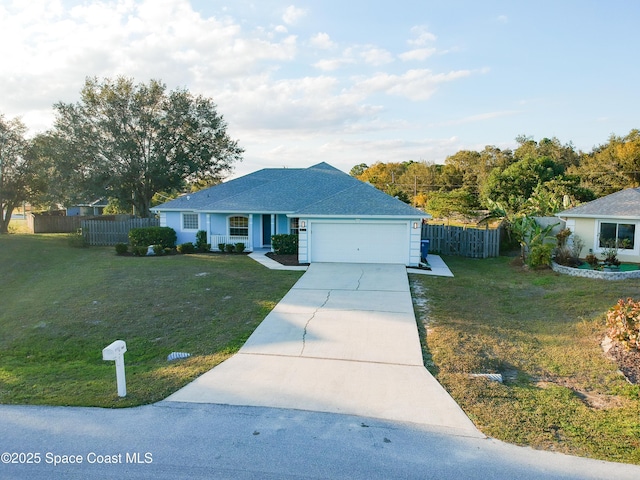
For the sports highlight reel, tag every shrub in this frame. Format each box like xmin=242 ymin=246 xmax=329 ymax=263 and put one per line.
xmin=585 ymin=253 xmax=599 ymax=268
xmin=177 ymin=242 xmax=195 ymax=254
xmin=195 ymin=230 xmax=208 ymax=251
xmin=606 ymin=298 xmax=640 ymax=350
xmin=271 ymin=234 xmax=298 ymax=255
xmin=132 ymin=246 xmax=147 ymax=256
xmin=554 ymin=246 xmax=581 ymax=268
xmin=115 ymin=243 xmax=128 ymax=255
xmin=225 ymin=243 xmax=235 ymax=253
xmin=128 ymin=226 xmax=177 ymax=248
xmin=527 ymin=243 xmax=554 ymax=268
xmin=218 ymin=243 xmax=226 ymax=252
xmin=235 ymin=242 xmax=245 ymax=253
xmin=555 ymin=228 xmax=572 ymax=247
xmin=152 ymin=244 xmax=165 ymax=255
xmin=570 ymin=234 xmax=585 ymax=258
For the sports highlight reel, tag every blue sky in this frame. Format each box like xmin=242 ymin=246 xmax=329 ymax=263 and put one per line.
xmin=1 ymin=0 xmax=638 ymax=178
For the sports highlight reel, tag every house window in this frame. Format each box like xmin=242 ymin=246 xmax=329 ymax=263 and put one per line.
xmin=598 ymin=222 xmax=636 ymax=249
xmin=229 ymin=216 xmax=248 ymax=236
xmin=290 ymin=218 xmax=299 ymax=235
xmin=182 ymin=213 xmax=199 ymax=230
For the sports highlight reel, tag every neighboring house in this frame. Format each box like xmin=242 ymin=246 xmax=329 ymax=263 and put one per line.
xmin=67 ymin=198 xmax=108 ymax=216
xmin=556 ymin=187 xmax=640 ymax=263
xmin=151 ymin=162 xmax=429 ymax=266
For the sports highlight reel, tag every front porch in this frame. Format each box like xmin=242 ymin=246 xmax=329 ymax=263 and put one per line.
xmin=211 ymin=235 xmax=251 ymax=251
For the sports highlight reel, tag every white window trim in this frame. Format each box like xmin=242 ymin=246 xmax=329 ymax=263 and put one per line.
xmin=182 ymin=212 xmax=199 ymax=231
xmin=593 ymin=219 xmax=639 ymax=256
xmin=289 ymin=217 xmax=299 ymax=235
xmin=227 ymin=215 xmax=249 ymax=237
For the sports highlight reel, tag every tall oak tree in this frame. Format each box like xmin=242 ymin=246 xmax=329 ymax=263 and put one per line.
xmin=51 ymin=77 xmax=243 ymax=217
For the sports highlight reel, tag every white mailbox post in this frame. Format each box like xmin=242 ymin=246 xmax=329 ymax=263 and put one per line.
xmin=102 ymin=340 xmax=127 ymax=397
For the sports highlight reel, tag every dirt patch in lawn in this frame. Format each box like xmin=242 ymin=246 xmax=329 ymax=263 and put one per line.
xmin=534 ymin=338 xmax=639 ymax=410
xmin=603 ymin=338 xmax=640 ymax=385
xmin=535 ymin=377 xmax=628 ymax=410
xmin=265 ymin=252 xmax=309 ymax=266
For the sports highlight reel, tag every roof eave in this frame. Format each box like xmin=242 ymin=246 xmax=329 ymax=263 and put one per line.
xmin=151 ymin=208 xmax=296 ymax=214
xmin=288 ymin=213 xmax=430 ymax=219
xmin=556 ymin=213 xmax=640 ymax=220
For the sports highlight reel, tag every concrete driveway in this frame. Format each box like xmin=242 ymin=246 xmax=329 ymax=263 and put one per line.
xmin=167 ymin=263 xmax=481 ymax=438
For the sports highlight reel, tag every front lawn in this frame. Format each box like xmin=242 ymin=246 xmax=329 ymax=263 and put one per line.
xmin=411 ymin=256 xmax=640 ymax=465
xmin=0 ymin=234 xmax=302 ymax=407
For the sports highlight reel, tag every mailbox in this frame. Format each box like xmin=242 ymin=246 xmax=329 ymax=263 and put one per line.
xmin=102 ymin=340 xmax=127 ymax=360
xmin=102 ymin=340 xmax=127 ymax=397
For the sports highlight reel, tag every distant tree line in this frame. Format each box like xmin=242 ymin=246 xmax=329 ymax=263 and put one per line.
xmin=351 ymin=130 xmax=640 ymax=220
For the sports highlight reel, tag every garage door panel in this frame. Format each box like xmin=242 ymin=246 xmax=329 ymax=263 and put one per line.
xmin=310 ymin=222 xmax=408 ymax=264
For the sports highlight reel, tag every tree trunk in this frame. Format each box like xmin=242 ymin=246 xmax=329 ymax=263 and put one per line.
xmin=134 ymin=198 xmax=152 ymax=218
xmin=0 ymin=203 xmax=16 ymax=234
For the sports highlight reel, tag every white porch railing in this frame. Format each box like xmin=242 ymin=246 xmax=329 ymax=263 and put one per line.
xmin=211 ymin=235 xmax=251 ymax=251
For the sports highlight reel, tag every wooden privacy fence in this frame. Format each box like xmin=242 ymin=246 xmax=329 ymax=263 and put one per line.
xmin=28 ymin=214 xmax=83 ymax=233
xmin=422 ymin=224 xmax=500 ymax=258
xmin=81 ymin=218 xmax=159 ymax=246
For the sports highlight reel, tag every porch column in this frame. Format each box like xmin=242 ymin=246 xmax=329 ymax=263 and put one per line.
xmin=271 ymin=214 xmax=276 ymax=237
xmin=206 ymin=214 xmax=211 ymax=246
xmin=248 ymin=213 xmax=253 ymax=251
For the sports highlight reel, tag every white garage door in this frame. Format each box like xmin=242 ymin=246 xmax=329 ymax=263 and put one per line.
xmin=310 ymin=221 xmax=409 ymax=264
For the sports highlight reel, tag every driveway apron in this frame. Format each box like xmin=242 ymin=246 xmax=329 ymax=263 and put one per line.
xmin=166 ymin=263 xmax=482 ymax=438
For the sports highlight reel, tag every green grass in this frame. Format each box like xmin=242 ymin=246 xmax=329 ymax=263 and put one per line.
xmin=7 ymin=218 xmax=29 ymax=234
xmin=0 ymin=234 xmax=302 ymax=407
xmin=410 ymin=256 xmax=640 ymax=465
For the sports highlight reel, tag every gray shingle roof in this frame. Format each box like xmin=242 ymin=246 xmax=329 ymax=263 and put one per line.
xmin=152 ymin=162 xmax=427 ymax=218
xmin=557 ymin=187 xmax=640 ymax=219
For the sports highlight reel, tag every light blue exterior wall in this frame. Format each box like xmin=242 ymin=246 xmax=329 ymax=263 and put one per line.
xmin=209 ymin=214 xmax=228 ymax=238
xmin=159 ymin=211 xmax=202 ymax=245
xmin=277 ymin=215 xmax=290 ymax=234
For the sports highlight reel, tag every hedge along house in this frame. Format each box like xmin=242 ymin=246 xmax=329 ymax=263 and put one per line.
xmin=556 ymin=187 xmax=640 ymax=263
xmin=151 ymin=162 xmax=429 ymax=266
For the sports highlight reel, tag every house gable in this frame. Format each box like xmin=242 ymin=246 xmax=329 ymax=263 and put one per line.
xmin=557 ymin=187 xmax=640 ymax=219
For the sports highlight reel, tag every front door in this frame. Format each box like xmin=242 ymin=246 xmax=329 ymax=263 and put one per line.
xmin=262 ymin=214 xmax=272 ymax=246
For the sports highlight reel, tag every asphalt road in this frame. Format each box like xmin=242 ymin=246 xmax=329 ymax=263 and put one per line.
xmin=1 ymin=401 xmax=639 ymax=480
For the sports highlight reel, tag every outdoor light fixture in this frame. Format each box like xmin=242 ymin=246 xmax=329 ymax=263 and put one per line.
xmin=413 ymin=222 xmax=419 ymax=229
xmin=300 ymin=220 xmax=306 ymax=228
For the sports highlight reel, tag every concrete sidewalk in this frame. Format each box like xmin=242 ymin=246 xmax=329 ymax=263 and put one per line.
xmin=167 ymin=263 xmax=481 ymax=438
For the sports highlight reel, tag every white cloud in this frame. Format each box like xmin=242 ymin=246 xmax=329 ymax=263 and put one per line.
xmin=313 ymin=57 xmax=354 ymax=71
xmin=310 ymin=32 xmax=336 ymax=50
xmin=0 ymin=0 xmax=493 ymax=173
xmin=0 ymin=0 xmax=301 ymax=132
xmin=359 ymin=46 xmax=394 ymax=66
xmin=354 ymin=69 xmax=473 ymax=101
xmin=399 ymin=48 xmax=437 ymax=61
xmin=217 ymin=74 xmax=380 ymax=131
xmin=282 ymin=5 xmax=306 ymax=25
xmin=408 ymin=25 xmax=437 ymax=46
xmin=313 ymin=44 xmax=393 ymax=71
